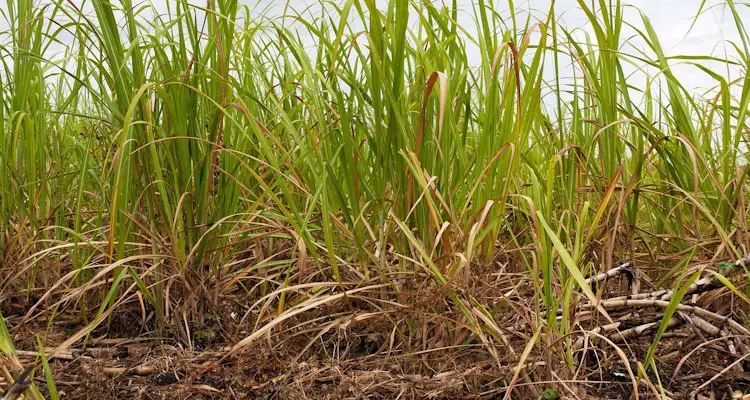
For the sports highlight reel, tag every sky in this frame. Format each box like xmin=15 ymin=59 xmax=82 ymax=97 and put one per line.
xmin=0 ymin=0 xmax=747 ymax=98
xmin=262 ymin=0 xmax=748 ymax=96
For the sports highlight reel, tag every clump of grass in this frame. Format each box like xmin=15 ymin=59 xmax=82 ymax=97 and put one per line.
xmin=1 ymin=0 xmax=749 ymax=398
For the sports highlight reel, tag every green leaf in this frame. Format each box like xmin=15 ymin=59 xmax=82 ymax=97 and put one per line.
xmin=537 ymin=212 xmax=613 ymax=323
xmin=644 ymin=270 xmax=702 ymax=368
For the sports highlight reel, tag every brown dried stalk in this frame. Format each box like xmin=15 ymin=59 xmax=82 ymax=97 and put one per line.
xmin=102 ymin=365 xmax=157 ymax=376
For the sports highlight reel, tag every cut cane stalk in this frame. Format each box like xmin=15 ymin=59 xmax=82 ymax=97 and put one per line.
xmin=579 ymin=299 xmax=749 ymax=335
